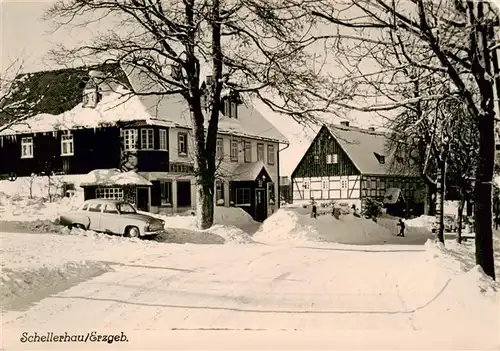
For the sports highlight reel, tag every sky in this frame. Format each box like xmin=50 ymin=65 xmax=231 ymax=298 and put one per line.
xmin=0 ymin=0 xmax=388 ymax=176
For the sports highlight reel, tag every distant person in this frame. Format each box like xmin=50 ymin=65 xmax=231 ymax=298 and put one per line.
xmin=311 ymin=199 xmax=317 ymax=219
xmin=352 ymin=204 xmax=361 ymax=218
xmin=397 ymin=218 xmax=405 ymax=237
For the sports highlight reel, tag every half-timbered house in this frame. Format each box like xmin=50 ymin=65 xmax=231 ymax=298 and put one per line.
xmin=0 ymin=63 xmax=288 ymax=221
xmin=291 ymin=122 xmax=425 ymax=214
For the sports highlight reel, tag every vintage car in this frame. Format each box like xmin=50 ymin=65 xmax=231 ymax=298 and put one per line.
xmin=59 ymin=199 xmax=165 ymax=238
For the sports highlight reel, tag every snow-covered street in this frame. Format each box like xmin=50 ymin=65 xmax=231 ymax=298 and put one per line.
xmin=2 ymin=230 xmax=499 ymax=349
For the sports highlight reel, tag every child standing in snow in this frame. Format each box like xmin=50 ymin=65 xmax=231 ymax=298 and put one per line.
xmin=397 ymin=219 xmax=405 ymax=237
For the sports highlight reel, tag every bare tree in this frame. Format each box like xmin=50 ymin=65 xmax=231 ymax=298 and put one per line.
xmin=310 ymin=0 xmax=499 ymax=279
xmin=44 ymin=0 xmax=332 ymax=229
xmin=0 ymin=58 xmax=27 ymax=132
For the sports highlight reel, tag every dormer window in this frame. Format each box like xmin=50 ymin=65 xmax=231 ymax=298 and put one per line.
xmin=222 ymin=97 xmax=238 ymax=118
xmin=374 ymin=152 xmax=385 ymax=164
xmin=82 ymin=78 xmax=101 ymax=108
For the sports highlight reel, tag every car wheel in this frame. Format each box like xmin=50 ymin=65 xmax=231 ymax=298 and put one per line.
xmin=126 ymin=226 xmax=140 ymax=238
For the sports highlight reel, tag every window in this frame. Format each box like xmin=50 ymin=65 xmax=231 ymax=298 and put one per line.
xmin=159 ymin=129 xmax=168 ymax=150
xmin=95 ymin=187 xmax=124 ymax=200
xmin=80 ymin=203 xmax=89 ymax=211
xmin=326 ymin=154 xmax=338 ymax=164
xmin=303 ymin=181 xmax=310 ymax=189
xmin=374 ymin=152 xmax=385 ymax=164
xmin=216 ymin=138 xmax=224 ymax=159
xmin=268 ymin=182 xmax=275 ymax=203
xmin=244 ymin=141 xmax=251 ymax=162
xmin=341 ymin=180 xmax=348 ymax=189
xmin=117 ymin=203 xmax=136 ymax=214
xmin=235 ymin=188 xmax=251 ymax=206
xmin=230 ymin=139 xmax=239 ymax=162
xmin=123 ymin=129 xmax=138 ymax=151
xmin=61 ymin=134 xmax=74 ymax=156
xmin=223 ymin=98 xmax=238 ymax=118
xmin=267 ymin=144 xmax=275 ymax=165
xmin=322 ymin=180 xmax=329 ymax=189
xmin=178 ymin=132 xmax=188 ymax=156
xmin=21 ymin=137 xmax=33 ymax=158
xmin=257 ymin=143 xmax=264 ymax=162
xmin=103 ymin=204 xmax=119 ymax=214
xmin=141 ymin=129 xmax=154 ymax=149
xmin=216 ymin=180 xmax=224 ymax=205
xmin=160 ymin=181 xmax=172 ymax=206
xmin=88 ymin=203 xmax=102 ymax=213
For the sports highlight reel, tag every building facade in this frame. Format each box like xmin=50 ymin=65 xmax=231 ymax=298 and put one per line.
xmin=291 ymin=123 xmax=425 ymax=214
xmin=0 ymin=64 xmax=288 ymax=221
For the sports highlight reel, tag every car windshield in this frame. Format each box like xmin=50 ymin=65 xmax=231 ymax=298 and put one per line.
xmin=117 ymin=203 xmax=137 ymax=214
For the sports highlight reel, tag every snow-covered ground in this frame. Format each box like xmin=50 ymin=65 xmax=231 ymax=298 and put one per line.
xmin=1 ymin=191 xmax=499 ymax=349
xmin=1 ymin=230 xmax=499 ymax=349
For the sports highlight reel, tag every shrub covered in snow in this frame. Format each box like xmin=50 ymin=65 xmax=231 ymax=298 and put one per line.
xmin=361 ymin=197 xmax=383 ymax=219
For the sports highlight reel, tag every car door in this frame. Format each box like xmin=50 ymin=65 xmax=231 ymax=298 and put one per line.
xmin=100 ymin=204 xmax=121 ymax=235
xmin=87 ymin=202 xmax=103 ymax=231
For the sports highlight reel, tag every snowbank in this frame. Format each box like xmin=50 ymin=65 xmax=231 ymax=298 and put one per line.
xmin=404 ymin=215 xmax=436 ymax=231
xmin=253 ymin=208 xmax=317 ymax=244
xmin=413 ymin=239 xmax=500 ymax=333
xmin=0 ymin=174 xmax=87 ymax=199
xmin=145 ymin=206 xmax=258 ymax=244
xmin=0 ymin=192 xmax=83 ymax=222
xmin=254 ymin=209 xmax=433 ymax=245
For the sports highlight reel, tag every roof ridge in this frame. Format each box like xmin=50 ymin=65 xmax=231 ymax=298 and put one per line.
xmin=16 ymin=62 xmax=121 ymax=78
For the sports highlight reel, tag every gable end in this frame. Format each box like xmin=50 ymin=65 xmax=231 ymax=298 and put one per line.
xmin=291 ymin=125 xmax=360 ymax=179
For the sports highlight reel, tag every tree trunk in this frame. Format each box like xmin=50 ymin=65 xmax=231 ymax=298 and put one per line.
xmin=470 ymin=0 xmax=496 ymax=280
xmin=426 ymin=182 xmax=437 ymax=216
xmin=195 ymin=180 xmax=215 ymax=230
xmin=437 ymin=161 xmax=446 ymax=243
xmin=457 ymin=191 xmax=466 ymax=244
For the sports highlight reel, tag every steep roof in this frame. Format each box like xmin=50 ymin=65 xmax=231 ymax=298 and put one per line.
xmin=80 ymin=169 xmax=152 ymax=187
xmin=1 ymin=63 xmax=288 ymax=143
xmin=0 ymin=63 xmax=130 ymax=127
xmin=0 ymin=86 xmax=155 ymax=136
xmin=325 ymin=124 xmax=414 ymax=176
xmin=123 ymin=66 xmax=289 ymax=143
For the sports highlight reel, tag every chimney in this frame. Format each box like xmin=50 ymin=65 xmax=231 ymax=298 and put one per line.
xmin=340 ymin=121 xmax=350 ymax=127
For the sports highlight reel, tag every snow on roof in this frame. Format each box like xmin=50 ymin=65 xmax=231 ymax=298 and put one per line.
xmin=80 ymin=169 xmax=152 ymax=187
xmin=123 ymin=65 xmax=289 ymax=143
xmin=0 ymin=87 xmax=166 ymax=136
xmin=231 ymin=161 xmax=270 ymax=182
xmin=326 ymin=124 xmax=410 ymax=176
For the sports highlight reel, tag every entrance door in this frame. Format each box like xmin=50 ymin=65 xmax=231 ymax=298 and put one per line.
xmin=255 ymin=188 xmax=267 ymax=222
xmin=136 ymin=187 xmax=150 ymax=212
xmin=177 ymin=181 xmax=192 ymax=208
